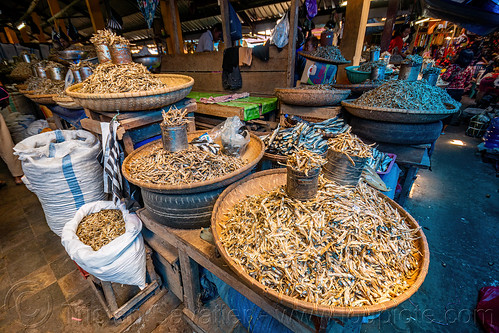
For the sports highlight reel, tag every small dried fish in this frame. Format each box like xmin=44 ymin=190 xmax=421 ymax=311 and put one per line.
xmin=307 ymin=45 xmax=348 ymax=62
xmin=69 ymin=61 xmax=96 ymax=71
xmin=328 ymin=131 xmax=373 ymax=164
xmin=286 ymin=149 xmax=325 ymax=175
xmin=161 ymin=106 xmax=189 ymax=127
xmin=219 ymin=177 xmax=421 ymax=307
xmin=90 ymin=29 xmax=129 ymax=46
xmin=127 ymin=145 xmax=246 ymax=186
xmin=76 ymin=209 xmax=125 ymax=251
xmin=10 ymin=62 xmax=32 ymax=77
xmin=29 ymin=78 xmax=65 ymax=95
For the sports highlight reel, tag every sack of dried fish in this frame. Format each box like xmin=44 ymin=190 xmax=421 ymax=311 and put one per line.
xmin=352 ymin=80 xmax=461 ymax=111
xmin=78 ymin=62 xmax=165 ymax=94
xmin=263 ymin=117 xmax=350 ymax=157
xmin=286 ymin=149 xmax=326 ymax=200
xmin=62 ymin=201 xmax=147 ymax=288
xmin=218 ymin=176 xmax=422 ymax=308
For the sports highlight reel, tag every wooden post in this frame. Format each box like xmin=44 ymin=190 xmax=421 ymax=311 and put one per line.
xmin=31 ymin=13 xmax=47 ymax=42
xmin=160 ymin=0 xmax=182 ymax=54
xmin=219 ymin=0 xmax=232 ymax=49
xmin=85 ymin=0 xmax=106 ymax=33
xmin=4 ymin=27 xmax=20 ymax=44
xmin=0 ymin=33 xmax=7 ymax=44
xmin=20 ymin=29 xmax=30 ymax=43
xmin=380 ymin=0 xmax=399 ymax=52
xmin=287 ymin=0 xmax=299 ymax=87
xmin=337 ymin=0 xmax=370 ymax=84
xmin=46 ymin=0 xmax=67 ymax=35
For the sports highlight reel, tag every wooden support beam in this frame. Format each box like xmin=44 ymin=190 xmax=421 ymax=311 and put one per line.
xmin=4 ymin=27 xmax=20 ymax=44
xmin=0 ymin=33 xmax=7 ymax=44
xmin=46 ymin=0 xmax=67 ymax=35
xmin=85 ymin=0 xmax=105 ymax=33
xmin=31 ymin=13 xmax=47 ymax=42
xmin=287 ymin=0 xmax=299 ymax=87
xmin=20 ymin=29 xmax=30 ymax=43
xmin=380 ymin=0 xmax=399 ymax=52
xmin=337 ymin=0 xmax=370 ymax=84
xmin=219 ymin=0 xmax=232 ymax=49
xmin=160 ymin=0 xmax=182 ymax=54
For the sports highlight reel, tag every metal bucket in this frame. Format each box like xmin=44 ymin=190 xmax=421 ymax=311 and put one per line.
xmin=35 ymin=66 xmax=47 ymax=78
xmin=31 ymin=65 xmax=38 ymax=77
xmin=95 ymin=44 xmax=112 ymax=63
xmin=322 ymin=149 xmax=367 ymax=186
xmin=370 ymin=49 xmax=380 ymax=62
xmin=22 ymin=54 xmax=31 ymax=63
xmin=110 ymin=43 xmax=132 ymax=64
xmin=398 ymin=63 xmax=422 ymax=81
xmin=79 ymin=66 xmax=93 ymax=80
xmin=48 ymin=67 xmax=66 ymax=80
xmin=72 ymin=69 xmax=82 ymax=83
xmin=286 ymin=166 xmax=320 ymax=201
xmin=370 ymin=65 xmax=386 ymax=81
xmin=422 ymin=72 xmax=439 ymax=86
xmin=161 ymin=124 xmax=188 ymax=152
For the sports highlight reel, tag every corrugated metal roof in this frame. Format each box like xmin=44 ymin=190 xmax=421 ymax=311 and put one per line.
xmin=182 ymin=16 xmax=222 ymax=33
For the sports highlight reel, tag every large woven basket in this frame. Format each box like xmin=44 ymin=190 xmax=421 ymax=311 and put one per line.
xmin=275 ymin=88 xmax=350 ymax=106
xmin=211 ymin=168 xmax=430 ymax=317
xmin=66 ymin=74 xmax=194 ymax=111
xmin=342 ymin=99 xmax=459 ymax=124
xmin=25 ymin=93 xmax=57 ymax=105
xmin=333 ymin=83 xmax=381 ymax=94
xmin=53 ymin=95 xmax=82 ymax=109
xmin=298 ymin=51 xmax=350 ymax=65
xmin=122 ymin=131 xmax=265 ymax=194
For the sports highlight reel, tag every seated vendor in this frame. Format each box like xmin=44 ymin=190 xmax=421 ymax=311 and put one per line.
xmin=196 ymin=23 xmax=223 ymax=52
xmin=388 ymin=24 xmax=411 ymax=58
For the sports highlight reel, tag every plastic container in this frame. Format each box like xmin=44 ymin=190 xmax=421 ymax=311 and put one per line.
xmin=161 ymin=124 xmax=188 ymax=152
xmin=110 ymin=43 xmax=132 ymax=64
xmin=95 ymin=44 xmax=112 ymax=63
xmin=322 ymin=149 xmax=367 ymax=186
xmin=345 ymin=66 xmax=370 ymax=84
xmin=285 ymin=166 xmax=320 ymax=201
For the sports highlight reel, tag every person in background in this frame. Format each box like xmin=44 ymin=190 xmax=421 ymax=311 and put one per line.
xmin=196 ymin=23 xmax=223 ymax=52
xmin=388 ymin=24 xmax=411 ymax=58
xmin=295 ymin=36 xmax=319 ymax=85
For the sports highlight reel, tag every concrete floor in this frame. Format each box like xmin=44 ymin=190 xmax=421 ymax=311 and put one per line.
xmin=0 ymin=124 xmax=497 ymax=332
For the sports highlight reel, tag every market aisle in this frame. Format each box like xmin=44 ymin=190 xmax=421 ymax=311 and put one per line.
xmin=363 ymin=125 xmax=499 ymax=333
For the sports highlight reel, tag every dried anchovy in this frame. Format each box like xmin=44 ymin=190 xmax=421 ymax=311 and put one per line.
xmin=10 ymin=62 xmax=32 ymax=77
xmin=25 ymin=77 xmax=46 ymax=91
xmin=366 ymin=147 xmax=393 ymax=172
xmin=76 ymin=209 xmax=125 ymax=251
xmin=328 ymin=131 xmax=373 ymax=163
xmin=79 ymin=62 xmax=165 ymax=94
xmin=353 ymin=80 xmax=461 ymax=110
xmin=70 ymin=61 xmax=96 ymax=71
xmin=220 ymin=178 xmax=421 ymax=307
xmin=402 ymin=54 xmax=423 ymax=65
xmin=127 ymin=145 xmax=246 ymax=186
xmin=307 ymin=46 xmax=348 ymax=62
xmin=295 ymin=84 xmax=339 ymax=91
xmin=286 ymin=149 xmax=326 ymax=175
xmin=90 ymin=29 xmax=129 ymax=45
xmin=161 ymin=106 xmax=189 ymax=127
xmin=31 ymin=79 xmax=65 ymax=95
xmin=263 ymin=117 xmax=350 ymax=156
xmin=356 ymin=60 xmax=386 ymax=72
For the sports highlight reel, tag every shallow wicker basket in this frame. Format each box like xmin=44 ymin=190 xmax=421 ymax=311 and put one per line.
xmin=298 ymin=51 xmax=350 ymax=65
xmin=25 ymin=93 xmax=57 ymax=105
xmin=53 ymin=95 xmax=82 ymax=109
xmin=211 ymin=168 xmax=430 ymax=316
xmin=275 ymin=88 xmax=351 ymax=106
xmin=333 ymin=83 xmax=381 ymax=94
xmin=66 ymin=74 xmax=194 ymax=111
xmin=16 ymin=84 xmax=28 ymax=91
xmin=342 ymin=99 xmax=459 ymax=124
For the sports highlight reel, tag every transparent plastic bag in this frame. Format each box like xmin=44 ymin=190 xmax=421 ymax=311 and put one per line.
xmin=270 ymin=12 xmax=289 ymax=48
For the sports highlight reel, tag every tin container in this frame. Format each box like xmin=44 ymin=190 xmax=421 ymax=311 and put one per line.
xmin=95 ymin=44 xmax=112 ymax=63
xmin=370 ymin=65 xmax=386 ymax=81
xmin=161 ymin=124 xmax=188 ymax=152
xmin=79 ymin=66 xmax=93 ymax=80
xmin=22 ymin=54 xmax=31 ymax=63
xmin=72 ymin=69 xmax=82 ymax=83
xmin=322 ymin=149 xmax=367 ymax=186
xmin=35 ymin=66 xmax=47 ymax=78
xmin=398 ymin=62 xmax=422 ymax=81
xmin=286 ymin=166 xmax=320 ymax=201
xmin=110 ymin=43 xmax=132 ymax=64
xmin=31 ymin=65 xmax=38 ymax=77
xmin=48 ymin=66 xmax=66 ymax=81
xmin=369 ymin=49 xmax=380 ymax=62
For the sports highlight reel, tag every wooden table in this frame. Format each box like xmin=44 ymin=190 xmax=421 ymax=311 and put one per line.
xmin=137 ymin=209 xmax=348 ymax=333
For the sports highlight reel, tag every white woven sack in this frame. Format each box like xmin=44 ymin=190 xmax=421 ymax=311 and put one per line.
xmin=14 ymin=129 xmax=105 ymax=236
xmin=61 ymin=201 xmax=146 ymax=288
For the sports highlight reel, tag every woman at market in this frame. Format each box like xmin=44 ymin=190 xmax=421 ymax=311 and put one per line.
xmin=388 ymin=24 xmax=411 ymax=58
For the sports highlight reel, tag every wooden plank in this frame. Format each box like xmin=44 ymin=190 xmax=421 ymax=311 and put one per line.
xmin=101 ymin=281 xmax=119 ymax=312
xmin=20 ymin=29 xmax=30 ymax=43
xmin=86 ymin=278 xmax=114 ymax=319
xmin=113 ymin=280 xmax=160 ymax=319
xmin=80 ymin=118 xmax=103 ymax=134
xmin=4 ymin=27 xmax=19 ymax=44
xmin=279 ymin=103 xmax=341 ymax=121
xmin=337 ymin=0 xmax=370 ymax=83
xmin=0 ymin=32 xmax=7 ymax=44
xmin=375 ymin=143 xmax=429 ymax=168
xmin=142 ymin=227 xmax=179 ymax=264
xmin=85 ymin=0 xmax=106 ymax=33
xmin=31 ymin=13 xmax=47 ymax=42
xmin=219 ymin=0 xmax=232 ymax=49
xmin=178 ymin=250 xmax=201 ymax=314
xmin=380 ymin=0 xmax=399 ymax=52
xmin=195 ymin=103 xmax=245 ymax=119
xmin=287 ymin=0 xmax=299 ymax=87
xmin=122 ymin=133 xmax=135 ymax=154
xmin=46 ymin=0 xmax=67 ymax=36
xmin=152 ymin=251 xmax=183 ymax=300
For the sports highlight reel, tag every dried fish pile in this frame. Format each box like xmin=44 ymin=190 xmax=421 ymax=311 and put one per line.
xmin=45 ymin=61 xmax=64 ymax=70
xmin=264 ymin=117 xmax=350 ymax=156
xmin=328 ymin=132 xmax=373 ymax=161
xmin=31 ymin=79 xmax=65 ymax=95
xmin=161 ymin=106 xmax=189 ymax=127
xmin=422 ymin=66 xmax=442 ymax=75
xmin=25 ymin=77 xmax=45 ymax=91
xmin=90 ymin=29 xmax=129 ymax=45
xmin=356 ymin=60 xmax=385 ymax=72
xmin=127 ymin=145 xmax=246 ymax=185
xmin=353 ymin=80 xmax=460 ymax=110
xmin=10 ymin=62 xmax=32 ymax=77
xmin=366 ymin=148 xmax=393 ymax=173
xmin=220 ymin=178 xmax=420 ymax=307
xmin=76 ymin=209 xmax=125 ymax=251
xmin=402 ymin=55 xmax=423 ymax=65
xmin=78 ymin=62 xmax=165 ymax=94
xmin=287 ymin=149 xmax=326 ymax=175
xmin=296 ymin=84 xmax=338 ymax=91
xmin=308 ymin=46 xmax=348 ymax=63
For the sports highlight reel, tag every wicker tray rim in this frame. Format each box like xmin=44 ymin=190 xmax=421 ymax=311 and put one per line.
xmin=274 ymin=88 xmax=351 ymax=95
xmin=211 ymin=168 xmax=430 ymax=316
xmin=66 ymin=74 xmax=194 ymax=99
xmin=342 ymin=99 xmax=459 ymax=115
xmin=298 ymin=51 xmax=351 ymax=65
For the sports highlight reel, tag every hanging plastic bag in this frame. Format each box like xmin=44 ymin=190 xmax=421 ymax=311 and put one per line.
xmin=220 ymin=116 xmax=250 ymax=156
xmin=305 ymin=0 xmax=318 ymax=19
xmin=61 ymin=201 xmax=147 ymax=288
xmin=270 ymin=12 xmax=289 ymax=48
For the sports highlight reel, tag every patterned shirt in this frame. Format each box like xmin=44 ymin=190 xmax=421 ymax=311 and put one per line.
xmin=441 ymin=64 xmax=473 ymax=90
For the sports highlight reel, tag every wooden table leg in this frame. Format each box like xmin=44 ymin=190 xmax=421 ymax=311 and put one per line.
xmin=397 ymin=166 xmax=418 ymax=207
xmin=178 ymin=249 xmax=200 ymax=314
xmin=101 ymin=280 xmax=119 ymax=312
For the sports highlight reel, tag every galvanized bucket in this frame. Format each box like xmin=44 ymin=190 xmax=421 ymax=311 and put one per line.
xmin=22 ymin=54 xmax=31 ymax=63
xmin=72 ymin=69 xmax=82 ymax=83
xmin=286 ymin=166 xmax=320 ymax=201
xmin=398 ymin=63 xmax=422 ymax=81
xmin=369 ymin=49 xmax=380 ymax=62
xmin=322 ymin=149 xmax=367 ymax=186
xmin=161 ymin=124 xmax=188 ymax=152
xmin=48 ymin=66 xmax=66 ymax=81
xmin=95 ymin=44 xmax=112 ymax=63
xmin=79 ymin=66 xmax=93 ymax=80
xmin=110 ymin=43 xmax=132 ymax=64
xmin=35 ymin=66 xmax=47 ymax=78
